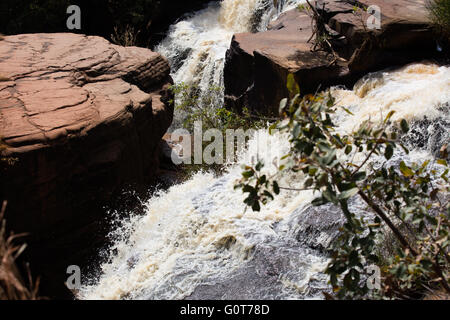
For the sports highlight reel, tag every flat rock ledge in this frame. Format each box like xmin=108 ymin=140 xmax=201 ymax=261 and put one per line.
xmin=224 ymin=0 xmax=440 ymax=114
xmin=0 ymin=33 xmax=173 ymax=296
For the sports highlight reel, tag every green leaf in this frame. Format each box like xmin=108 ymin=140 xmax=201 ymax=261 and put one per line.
xmin=353 ymin=172 xmax=366 ymax=181
xmin=263 ymin=190 xmax=274 ymax=200
xmin=341 ymin=106 xmax=354 ymax=115
xmin=242 ymin=185 xmax=255 ymax=193
xmin=269 ymin=122 xmax=277 ymax=134
xmin=400 ymin=119 xmax=410 ymax=133
xmin=279 ymin=98 xmax=288 ymax=114
xmin=385 ymin=144 xmax=394 ymax=160
xmin=390 ymin=131 xmax=397 ymax=140
xmin=437 ymin=159 xmax=448 ymax=166
xmin=255 ymin=162 xmax=264 ymax=171
xmin=323 ymin=189 xmax=338 ymax=204
xmin=293 ymin=123 xmax=301 ymax=138
xmin=273 ymin=181 xmax=280 ymax=195
xmin=345 ymin=145 xmax=352 ymax=155
xmin=400 ymin=161 xmax=414 ymax=177
xmin=242 ymin=171 xmax=254 ymax=179
xmin=312 ymin=197 xmax=329 ymax=206
xmin=252 ymin=201 xmax=261 ymax=212
xmin=441 ymin=169 xmax=449 ymax=182
xmin=286 ymin=74 xmax=300 ymax=95
xmin=399 ymin=143 xmax=410 ymax=154
xmin=339 ymin=188 xmax=359 ymax=200
xmin=259 ymin=175 xmax=267 ymax=184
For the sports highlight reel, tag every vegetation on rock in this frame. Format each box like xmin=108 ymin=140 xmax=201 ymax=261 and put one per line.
xmin=171 ymin=83 xmax=265 ymax=133
xmin=171 ymin=83 xmax=266 ymax=177
xmin=427 ymin=0 xmax=450 ymax=42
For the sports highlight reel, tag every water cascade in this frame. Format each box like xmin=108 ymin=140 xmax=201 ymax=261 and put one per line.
xmin=155 ymin=0 xmax=306 ymax=129
xmin=79 ymin=63 xmax=450 ymax=300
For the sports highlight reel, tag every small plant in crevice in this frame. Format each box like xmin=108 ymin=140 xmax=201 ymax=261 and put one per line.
xmin=169 ymin=83 xmax=267 ymax=177
xmin=298 ymin=0 xmax=348 ymax=65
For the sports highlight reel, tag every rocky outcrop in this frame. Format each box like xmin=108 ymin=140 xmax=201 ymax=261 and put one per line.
xmin=0 ymin=33 xmax=173 ymax=297
xmin=224 ymin=0 xmax=440 ymax=115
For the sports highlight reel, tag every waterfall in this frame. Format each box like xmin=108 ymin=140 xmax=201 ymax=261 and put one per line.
xmin=155 ymin=0 xmax=306 ymax=129
xmin=79 ymin=62 xmax=450 ymax=300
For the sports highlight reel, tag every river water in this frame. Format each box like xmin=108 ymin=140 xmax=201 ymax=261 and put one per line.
xmin=78 ymin=1 xmax=450 ymax=300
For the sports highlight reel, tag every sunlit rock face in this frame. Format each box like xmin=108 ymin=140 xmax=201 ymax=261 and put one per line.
xmin=0 ymin=33 xmax=173 ymax=297
xmin=79 ymin=63 xmax=449 ymax=300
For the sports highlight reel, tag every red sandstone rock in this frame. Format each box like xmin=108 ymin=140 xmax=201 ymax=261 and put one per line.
xmin=224 ymin=0 xmax=437 ymax=115
xmin=0 ymin=33 xmax=173 ymax=296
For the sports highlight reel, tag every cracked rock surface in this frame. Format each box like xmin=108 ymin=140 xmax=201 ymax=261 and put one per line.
xmin=0 ymin=33 xmax=173 ymax=297
xmin=0 ymin=33 xmax=172 ymax=152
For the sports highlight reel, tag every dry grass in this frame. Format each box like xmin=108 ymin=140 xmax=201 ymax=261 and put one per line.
xmin=0 ymin=201 xmax=42 ymax=300
xmin=424 ymin=290 xmax=450 ymax=300
xmin=111 ymin=25 xmax=140 ymax=47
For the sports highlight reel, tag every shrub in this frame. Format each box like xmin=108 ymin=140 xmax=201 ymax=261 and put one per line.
xmin=235 ymin=75 xmax=450 ymax=299
xmin=171 ymin=83 xmax=266 ymax=132
xmin=169 ymin=83 xmax=266 ymax=177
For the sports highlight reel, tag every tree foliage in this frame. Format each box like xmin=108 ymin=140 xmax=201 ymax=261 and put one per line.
xmin=170 ymin=83 xmax=266 ymax=177
xmin=235 ymin=75 xmax=450 ymax=299
xmin=171 ymin=83 xmax=265 ymax=132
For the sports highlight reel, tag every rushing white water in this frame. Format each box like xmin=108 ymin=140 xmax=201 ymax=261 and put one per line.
xmin=79 ymin=62 xmax=450 ymax=300
xmin=156 ymin=0 xmax=305 ymax=129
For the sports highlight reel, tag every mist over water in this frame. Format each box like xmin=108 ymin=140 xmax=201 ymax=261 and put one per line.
xmin=79 ymin=0 xmax=450 ymax=301
xmin=79 ymin=62 xmax=450 ymax=300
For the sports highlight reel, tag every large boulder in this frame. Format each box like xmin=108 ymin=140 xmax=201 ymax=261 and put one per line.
xmin=224 ymin=0 xmax=439 ymax=115
xmin=0 ymin=33 xmax=173 ymax=297
xmin=329 ymin=0 xmax=436 ymax=72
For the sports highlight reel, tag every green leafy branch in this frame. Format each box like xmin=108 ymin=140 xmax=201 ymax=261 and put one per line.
xmin=235 ymin=75 xmax=450 ymax=298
